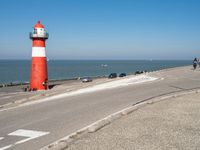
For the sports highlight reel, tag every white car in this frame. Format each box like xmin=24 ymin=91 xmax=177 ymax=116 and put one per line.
xmin=81 ymin=77 xmax=93 ymax=83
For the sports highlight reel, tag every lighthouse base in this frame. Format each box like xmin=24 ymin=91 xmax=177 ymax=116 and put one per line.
xmin=30 ymin=57 xmax=48 ymax=91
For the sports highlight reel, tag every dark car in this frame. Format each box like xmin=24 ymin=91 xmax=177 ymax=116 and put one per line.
xmin=81 ymin=77 xmax=93 ymax=83
xmin=108 ymin=73 xmax=117 ymax=78
xmin=135 ymin=71 xmax=143 ymax=75
xmin=119 ymin=73 xmax=126 ymax=77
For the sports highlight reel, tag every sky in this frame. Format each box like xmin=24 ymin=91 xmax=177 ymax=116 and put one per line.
xmin=0 ymin=0 xmax=199 ymax=60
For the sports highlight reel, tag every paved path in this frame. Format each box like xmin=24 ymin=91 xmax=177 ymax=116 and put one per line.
xmin=0 ymin=66 xmax=200 ymax=150
xmin=66 ymin=92 xmax=200 ymax=150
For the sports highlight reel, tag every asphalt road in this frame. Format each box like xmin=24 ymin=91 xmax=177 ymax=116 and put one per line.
xmin=0 ymin=66 xmax=200 ymax=150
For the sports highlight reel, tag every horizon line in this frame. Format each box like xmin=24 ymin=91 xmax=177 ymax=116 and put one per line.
xmin=0 ymin=59 xmax=192 ymax=61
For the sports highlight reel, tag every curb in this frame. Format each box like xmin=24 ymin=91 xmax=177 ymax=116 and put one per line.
xmin=40 ymin=88 xmax=200 ymax=150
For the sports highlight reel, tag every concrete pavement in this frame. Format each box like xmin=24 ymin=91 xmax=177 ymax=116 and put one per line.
xmin=66 ymin=92 xmax=200 ymax=150
xmin=0 ymin=66 xmax=200 ymax=149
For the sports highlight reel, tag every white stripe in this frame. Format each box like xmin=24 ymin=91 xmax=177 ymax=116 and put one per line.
xmin=8 ymin=129 xmax=49 ymax=144
xmin=0 ymin=137 xmax=4 ymax=140
xmin=0 ymin=130 xmax=49 ymax=150
xmin=0 ymin=145 xmax=12 ymax=150
xmin=32 ymin=47 xmax=46 ymax=57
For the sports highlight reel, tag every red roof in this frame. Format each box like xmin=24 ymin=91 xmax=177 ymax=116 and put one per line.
xmin=34 ymin=20 xmax=44 ymax=28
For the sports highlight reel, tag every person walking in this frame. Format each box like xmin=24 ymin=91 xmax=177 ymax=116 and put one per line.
xmin=193 ymin=58 xmax=198 ymax=70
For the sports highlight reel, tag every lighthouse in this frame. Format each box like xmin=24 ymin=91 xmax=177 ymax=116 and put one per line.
xmin=29 ymin=21 xmax=49 ymax=91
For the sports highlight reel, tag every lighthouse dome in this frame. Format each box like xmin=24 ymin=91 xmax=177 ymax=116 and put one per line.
xmin=30 ymin=20 xmax=49 ymax=39
xmin=34 ymin=20 xmax=44 ymax=28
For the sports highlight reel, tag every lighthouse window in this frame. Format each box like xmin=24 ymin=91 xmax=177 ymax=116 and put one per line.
xmin=34 ymin=29 xmax=37 ymax=34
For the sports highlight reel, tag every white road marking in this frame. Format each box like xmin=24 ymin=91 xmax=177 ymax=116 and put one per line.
xmin=0 ymin=137 xmax=4 ymax=140
xmin=22 ymin=75 xmax=158 ymax=106
xmin=8 ymin=129 xmax=49 ymax=144
xmin=0 ymin=145 xmax=12 ymax=150
xmin=0 ymin=129 xmax=49 ymax=150
xmin=0 ymin=75 xmax=159 ymax=112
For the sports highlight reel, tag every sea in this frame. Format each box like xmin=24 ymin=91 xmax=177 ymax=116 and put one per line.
xmin=0 ymin=60 xmax=191 ymax=84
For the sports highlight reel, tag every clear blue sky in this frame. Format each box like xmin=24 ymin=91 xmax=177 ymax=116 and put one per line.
xmin=0 ymin=0 xmax=199 ymax=60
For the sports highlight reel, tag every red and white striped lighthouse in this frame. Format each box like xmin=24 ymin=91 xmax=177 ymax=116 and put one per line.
xmin=29 ymin=21 xmax=49 ymax=91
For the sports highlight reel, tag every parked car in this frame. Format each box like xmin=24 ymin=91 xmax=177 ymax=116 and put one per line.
xmin=81 ymin=77 xmax=93 ymax=83
xmin=108 ymin=73 xmax=117 ymax=78
xmin=119 ymin=73 xmax=126 ymax=77
xmin=135 ymin=71 xmax=143 ymax=75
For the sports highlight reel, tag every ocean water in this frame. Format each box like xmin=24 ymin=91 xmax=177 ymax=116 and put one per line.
xmin=0 ymin=60 xmax=191 ymax=84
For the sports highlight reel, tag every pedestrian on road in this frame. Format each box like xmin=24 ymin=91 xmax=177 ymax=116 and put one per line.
xmin=193 ymin=58 xmax=198 ymax=70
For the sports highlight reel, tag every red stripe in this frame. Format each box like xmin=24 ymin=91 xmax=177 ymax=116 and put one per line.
xmin=32 ymin=39 xmax=46 ymax=47
xmin=30 ymin=57 xmax=48 ymax=90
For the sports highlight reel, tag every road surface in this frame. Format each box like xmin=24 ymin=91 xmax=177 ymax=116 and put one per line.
xmin=0 ymin=66 xmax=200 ymax=150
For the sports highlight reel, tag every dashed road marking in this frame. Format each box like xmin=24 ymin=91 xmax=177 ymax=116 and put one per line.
xmin=8 ymin=129 xmax=49 ymax=145
xmin=0 ymin=129 xmax=49 ymax=150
